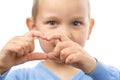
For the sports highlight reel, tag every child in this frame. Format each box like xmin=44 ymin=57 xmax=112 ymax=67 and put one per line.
xmin=0 ymin=0 xmax=120 ymax=80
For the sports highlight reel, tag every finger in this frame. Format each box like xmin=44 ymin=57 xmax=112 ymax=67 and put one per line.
xmin=6 ymin=43 xmax=25 ymax=57
xmin=16 ymin=52 xmax=48 ymax=64
xmin=9 ymin=37 xmax=34 ymax=57
xmin=47 ymin=52 xmax=60 ymax=61
xmin=65 ymin=53 xmax=81 ymax=65
xmin=50 ymin=41 xmax=68 ymax=59
xmin=20 ymin=36 xmax=35 ymax=55
xmin=47 ymin=52 xmax=62 ymax=63
xmin=26 ymin=52 xmax=48 ymax=61
xmin=24 ymin=30 xmax=45 ymax=39
xmin=46 ymin=33 xmax=70 ymax=42
xmin=54 ymin=41 xmax=74 ymax=55
xmin=47 ymin=41 xmax=73 ymax=61
xmin=60 ymin=47 xmax=75 ymax=62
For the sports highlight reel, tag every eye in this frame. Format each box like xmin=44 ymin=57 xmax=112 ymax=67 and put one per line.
xmin=48 ymin=21 xmax=57 ymax=25
xmin=72 ymin=21 xmax=81 ymax=26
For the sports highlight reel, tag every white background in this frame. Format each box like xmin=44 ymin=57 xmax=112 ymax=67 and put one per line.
xmin=0 ymin=0 xmax=120 ymax=69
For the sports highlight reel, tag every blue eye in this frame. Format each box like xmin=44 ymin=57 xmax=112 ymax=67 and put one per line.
xmin=48 ymin=21 xmax=57 ymax=25
xmin=72 ymin=21 xmax=81 ymax=26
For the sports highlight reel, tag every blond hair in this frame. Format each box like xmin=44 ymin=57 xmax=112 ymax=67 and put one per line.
xmin=32 ymin=0 xmax=39 ymax=21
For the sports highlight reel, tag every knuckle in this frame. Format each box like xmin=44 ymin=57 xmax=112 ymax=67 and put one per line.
xmin=61 ymin=50 xmax=66 ymax=56
xmin=16 ymin=45 xmax=23 ymax=51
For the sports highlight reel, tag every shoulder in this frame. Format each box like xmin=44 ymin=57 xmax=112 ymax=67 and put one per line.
xmin=89 ymin=61 xmax=120 ymax=80
xmin=5 ymin=60 xmax=44 ymax=79
xmin=71 ymin=70 xmax=93 ymax=80
xmin=11 ymin=60 xmax=42 ymax=71
xmin=5 ymin=60 xmax=61 ymax=80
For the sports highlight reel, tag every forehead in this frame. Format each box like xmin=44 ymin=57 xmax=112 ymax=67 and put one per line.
xmin=38 ymin=0 xmax=89 ymax=4
xmin=36 ymin=0 xmax=89 ymax=18
xmin=38 ymin=0 xmax=89 ymax=9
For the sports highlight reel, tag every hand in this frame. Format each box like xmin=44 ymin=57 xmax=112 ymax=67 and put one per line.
xmin=0 ymin=30 xmax=47 ymax=74
xmin=46 ymin=34 xmax=97 ymax=74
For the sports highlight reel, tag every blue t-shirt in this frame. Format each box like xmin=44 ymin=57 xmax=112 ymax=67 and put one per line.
xmin=0 ymin=61 xmax=120 ymax=80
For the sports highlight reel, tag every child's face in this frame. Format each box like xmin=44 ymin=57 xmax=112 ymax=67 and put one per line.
xmin=27 ymin=0 xmax=94 ymax=53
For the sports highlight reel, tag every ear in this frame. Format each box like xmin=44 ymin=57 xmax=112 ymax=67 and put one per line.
xmin=26 ymin=18 xmax=36 ymax=30
xmin=87 ymin=18 xmax=94 ymax=40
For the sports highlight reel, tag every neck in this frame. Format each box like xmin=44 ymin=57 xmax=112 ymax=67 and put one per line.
xmin=42 ymin=59 xmax=68 ymax=68
xmin=42 ymin=59 xmax=80 ymax=71
xmin=42 ymin=59 xmax=80 ymax=80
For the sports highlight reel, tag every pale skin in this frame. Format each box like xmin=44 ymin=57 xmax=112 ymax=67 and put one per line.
xmin=0 ymin=0 xmax=96 ymax=79
xmin=0 ymin=31 xmax=48 ymax=73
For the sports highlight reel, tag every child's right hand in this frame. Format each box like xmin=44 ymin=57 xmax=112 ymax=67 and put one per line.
xmin=0 ymin=30 xmax=47 ymax=74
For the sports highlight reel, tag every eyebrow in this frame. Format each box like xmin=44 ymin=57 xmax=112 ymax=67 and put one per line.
xmin=71 ymin=16 xmax=90 ymax=22
xmin=40 ymin=16 xmax=62 ymax=22
xmin=71 ymin=14 xmax=89 ymax=19
xmin=40 ymin=15 xmax=89 ymax=22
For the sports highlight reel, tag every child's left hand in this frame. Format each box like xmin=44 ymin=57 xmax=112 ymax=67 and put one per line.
xmin=46 ymin=34 xmax=97 ymax=74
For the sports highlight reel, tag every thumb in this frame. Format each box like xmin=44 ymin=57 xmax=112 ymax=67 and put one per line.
xmin=25 ymin=52 xmax=48 ymax=61
xmin=16 ymin=52 xmax=48 ymax=65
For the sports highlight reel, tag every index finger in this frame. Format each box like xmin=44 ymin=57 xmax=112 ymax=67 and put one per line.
xmin=24 ymin=30 xmax=45 ymax=39
xmin=46 ymin=33 xmax=70 ymax=42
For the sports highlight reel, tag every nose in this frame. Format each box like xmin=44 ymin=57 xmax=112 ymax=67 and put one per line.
xmin=56 ymin=26 xmax=71 ymax=39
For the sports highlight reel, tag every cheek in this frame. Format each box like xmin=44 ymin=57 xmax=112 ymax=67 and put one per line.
xmin=72 ymin=32 xmax=88 ymax=47
xmin=73 ymin=37 xmax=86 ymax=47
